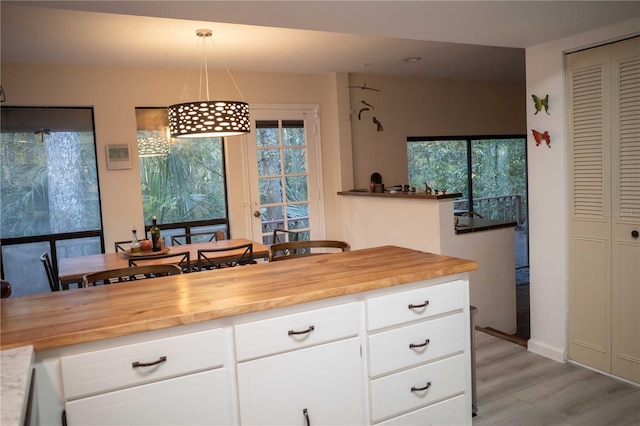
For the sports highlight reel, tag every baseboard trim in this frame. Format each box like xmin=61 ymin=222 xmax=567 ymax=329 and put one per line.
xmin=528 ymin=338 xmax=566 ymax=362
xmin=476 ymin=327 xmax=527 ymax=347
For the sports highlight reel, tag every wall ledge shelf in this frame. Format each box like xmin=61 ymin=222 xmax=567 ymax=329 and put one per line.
xmin=337 ymin=190 xmax=462 ymax=200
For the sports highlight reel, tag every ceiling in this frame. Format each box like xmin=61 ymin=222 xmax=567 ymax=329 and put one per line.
xmin=2 ymin=1 xmax=639 ymax=82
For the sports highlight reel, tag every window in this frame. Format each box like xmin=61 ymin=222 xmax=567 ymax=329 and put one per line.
xmin=135 ymin=108 xmax=229 ymax=241
xmin=407 ymin=135 xmax=527 ymax=223
xmin=0 ymin=107 xmax=102 ymax=295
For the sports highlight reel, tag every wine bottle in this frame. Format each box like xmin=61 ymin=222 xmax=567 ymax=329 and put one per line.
xmin=150 ymin=216 xmax=161 ymax=252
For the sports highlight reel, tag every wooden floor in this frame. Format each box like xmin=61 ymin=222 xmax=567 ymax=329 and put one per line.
xmin=473 ymin=330 xmax=640 ymax=426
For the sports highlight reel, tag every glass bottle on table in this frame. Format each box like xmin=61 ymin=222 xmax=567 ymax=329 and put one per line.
xmin=150 ymin=216 xmax=161 ymax=252
xmin=130 ymin=227 xmax=141 ymax=253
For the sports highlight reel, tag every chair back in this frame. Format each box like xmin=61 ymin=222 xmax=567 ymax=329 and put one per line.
xmin=128 ymin=251 xmax=191 ymax=273
xmin=269 ymin=240 xmax=350 ymax=262
xmin=83 ymin=264 xmax=183 ymax=287
xmin=197 ymin=243 xmax=255 ymax=270
xmin=1 ymin=279 xmax=12 ymax=298
xmin=39 ymin=252 xmax=60 ymax=292
xmin=171 ymin=230 xmax=225 ymax=246
xmin=114 ymin=240 xmax=132 ymax=252
xmin=273 ymin=228 xmax=300 ymax=244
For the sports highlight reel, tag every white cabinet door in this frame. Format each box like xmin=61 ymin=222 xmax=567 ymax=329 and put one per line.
xmin=65 ymin=369 xmax=232 ymax=425
xmin=237 ymin=338 xmax=365 ymax=425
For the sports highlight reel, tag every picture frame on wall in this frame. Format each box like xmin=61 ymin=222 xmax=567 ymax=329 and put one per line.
xmin=106 ymin=144 xmax=132 ymax=170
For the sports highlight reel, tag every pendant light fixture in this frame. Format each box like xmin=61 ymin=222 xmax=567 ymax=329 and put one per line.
xmin=168 ymin=29 xmax=250 ymax=138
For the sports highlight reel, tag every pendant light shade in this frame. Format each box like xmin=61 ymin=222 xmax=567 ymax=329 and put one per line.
xmin=168 ymin=100 xmax=249 ymax=138
xmin=168 ymin=29 xmax=250 ymax=139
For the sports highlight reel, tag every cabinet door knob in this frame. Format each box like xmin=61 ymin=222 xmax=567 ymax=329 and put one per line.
xmin=409 ymin=339 xmax=430 ymax=349
xmin=411 ymin=381 xmax=432 ymax=392
xmin=132 ymin=356 xmax=167 ymax=368
xmin=632 ymin=230 xmax=639 ymax=238
xmin=288 ymin=325 xmax=315 ymax=336
xmin=408 ymin=300 xmax=429 ymax=310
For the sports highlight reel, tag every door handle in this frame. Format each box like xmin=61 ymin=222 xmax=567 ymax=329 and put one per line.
xmin=253 ymin=211 xmax=260 ymax=218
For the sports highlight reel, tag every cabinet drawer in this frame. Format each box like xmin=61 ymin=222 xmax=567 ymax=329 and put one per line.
xmin=65 ymin=369 xmax=232 ymax=425
xmin=376 ymin=394 xmax=467 ymax=426
xmin=366 ymin=280 xmax=465 ymax=331
xmin=369 ymin=354 xmax=466 ymax=423
xmin=234 ymin=302 xmax=359 ymax=361
xmin=61 ymin=329 xmax=225 ymax=400
xmin=368 ymin=313 xmax=466 ymax=377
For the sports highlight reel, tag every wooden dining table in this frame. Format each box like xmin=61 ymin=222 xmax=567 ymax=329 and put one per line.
xmin=57 ymin=238 xmax=270 ymax=287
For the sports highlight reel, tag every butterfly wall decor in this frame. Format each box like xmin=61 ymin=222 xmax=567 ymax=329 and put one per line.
xmin=532 ymin=94 xmax=550 ymax=115
xmin=532 ymin=129 xmax=551 ymax=148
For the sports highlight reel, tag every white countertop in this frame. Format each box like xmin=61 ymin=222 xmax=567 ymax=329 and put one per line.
xmin=1 ymin=345 xmax=34 ymax=426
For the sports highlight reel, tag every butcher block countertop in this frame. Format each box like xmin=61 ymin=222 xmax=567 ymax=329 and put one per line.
xmin=0 ymin=246 xmax=477 ymax=351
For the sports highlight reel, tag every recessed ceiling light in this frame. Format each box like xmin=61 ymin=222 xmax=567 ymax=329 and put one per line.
xmin=403 ymin=57 xmax=422 ymax=63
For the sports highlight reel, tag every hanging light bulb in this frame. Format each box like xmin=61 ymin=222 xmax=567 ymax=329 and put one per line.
xmin=168 ymin=29 xmax=250 ymax=138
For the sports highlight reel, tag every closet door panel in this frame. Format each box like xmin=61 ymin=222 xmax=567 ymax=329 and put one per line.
xmin=611 ymin=37 xmax=640 ymax=383
xmin=566 ymin=44 xmax=612 ymax=371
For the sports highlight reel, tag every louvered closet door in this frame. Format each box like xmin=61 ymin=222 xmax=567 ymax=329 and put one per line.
xmin=567 ymin=44 xmax=613 ymax=373
xmin=567 ymin=37 xmax=640 ymax=383
xmin=611 ymin=37 xmax=640 ymax=383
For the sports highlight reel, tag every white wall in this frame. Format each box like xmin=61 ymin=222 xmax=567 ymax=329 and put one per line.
xmin=348 ymin=74 xmax=526 ymax=189
xmin=525 ymin=19 xmax=640 ymax=362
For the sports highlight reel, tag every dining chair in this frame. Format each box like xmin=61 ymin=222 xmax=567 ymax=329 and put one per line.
xmin=114 ymin=240 xmax=132 ymax=252
xmin=83 ymin=264 xmax=183 ymax=287
xmin=39 ymin=252 xmax=61 ymax=292
xmin=272 ymin=228 xmax=300 ymax=245
xmin=128 ymin=251 xmax=191 ymax=273
xmin=196 ymin=243 xmax=256 ymax=271
xmin=1 ymin=279 xmax=12 ymax=298
xmin=171 ymin=230 xmax=225 ymax=246
xmin=269 ymin=240 xmax=351 ymax=262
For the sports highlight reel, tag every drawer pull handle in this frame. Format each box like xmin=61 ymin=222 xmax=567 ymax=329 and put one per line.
xmin=409 ymin=339 xmax=430 ymax=349
xmin=132 ymin=356 xmax=167 ymax=368
xmin=408 ymin=300 xmax=429 ymax=310
xmin=288 ymin=325 xmax=315 ymax=336
xmin=411 ymin=381 xmax=432 ymax=392
xmin=303 ymin=408 xmax=311 ymax=426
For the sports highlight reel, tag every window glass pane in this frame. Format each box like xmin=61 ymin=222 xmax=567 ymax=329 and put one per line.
xmin=259 ymin=177 xmax=283 ymax=204
xmin=1 ymin=107 xmax=101 ymax=238
xmin=284 ymin=147 xmax=307 ymax=174
xmin=471 ymin=138 xmax=527 ymax=220
xmin=136 ymin=108 xmax=227 ymax=226
xmin=255 ymin=121 xmax=279 ymax=147
xmin=258 ymin=148 xmax=282 ymax=176
xmin=282 ymin=120 xmax=305 ymax=146
xmin=56 ymin=237 xmax=102 ymax=259
xmin=285 ymin=176 xmax=308 ymax=202
xmin=1 ymin=243 xmax=51 ymax=296
xmin=288 ymin=203 xmax=310 ymax=230
xmin=407 ymin=140 xmax=468 ymax=197
xmin=261 ymin=205 xmax=284 ymax=233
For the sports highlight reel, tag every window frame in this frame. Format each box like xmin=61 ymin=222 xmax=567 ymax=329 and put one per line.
xmin=407 ymin=134 xmax=527 ymax=214
xmin=0 ymin=106 xmax=104 ymax=286
xmin=135 ymin=107 xmax=232 ymax=239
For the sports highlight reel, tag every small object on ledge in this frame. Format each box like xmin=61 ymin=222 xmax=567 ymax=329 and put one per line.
xmin=424 ymin=182 xmax=432 ymax=195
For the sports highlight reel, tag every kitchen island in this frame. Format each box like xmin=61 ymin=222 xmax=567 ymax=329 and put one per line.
xmin=338 ymin=191 xmax=517 ymax=334
xmin=1 ymin=246 xmax=477 ymax=425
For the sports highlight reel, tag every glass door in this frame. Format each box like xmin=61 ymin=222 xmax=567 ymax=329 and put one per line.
xmin=246 ymin=107 xmax=322 ymax=245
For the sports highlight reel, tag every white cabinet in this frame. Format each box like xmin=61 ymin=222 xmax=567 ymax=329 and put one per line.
xmin=41 ymin=276 xmax=472 ymax=425
xmin=64 ymin=369 xmax=232 ymax=425
xmin=235 ymin=303 xmax=365 ymax=425
xmin=366 ymin=279 xmax=471 ymax=424
xmin=61 ymin=329 xmax=233 ymax=425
